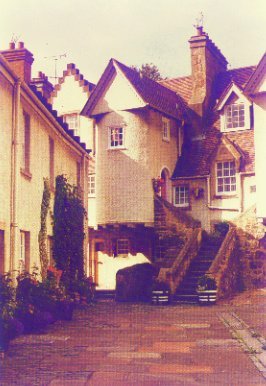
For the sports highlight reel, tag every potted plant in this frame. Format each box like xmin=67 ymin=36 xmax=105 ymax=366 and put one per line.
xmin=151 ymin=279 xmax=171 ymax=305
xmin=196 ymin=275 xmax=217 ymax=305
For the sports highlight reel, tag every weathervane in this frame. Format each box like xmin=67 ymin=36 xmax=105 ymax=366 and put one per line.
xmin=193 ymin=12 xmax=204 ymax=31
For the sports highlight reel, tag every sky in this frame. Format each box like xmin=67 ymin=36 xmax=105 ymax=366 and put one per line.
xmin=0 ymin=0 xmax=265 ymax=84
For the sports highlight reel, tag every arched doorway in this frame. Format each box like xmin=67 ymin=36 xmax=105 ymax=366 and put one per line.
xmin=160 ymin=168 xmax=170 ymax=201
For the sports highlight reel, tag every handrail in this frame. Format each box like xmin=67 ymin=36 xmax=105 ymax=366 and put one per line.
xmin=206 ymin=226 xmax=238 ymax=299
xmin=158 ymin=227 xmax=202 ymax=293
xmin=208 ymin=227 xmax=236 ymax=275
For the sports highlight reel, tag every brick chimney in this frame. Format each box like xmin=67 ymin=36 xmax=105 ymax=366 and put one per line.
xmin=189 ymin=27 xmax=228 ymax=117
xmin=0 ymin=42 xmax=34 ymax=83
xmin=31 ymin=71 xmax=54 ymax=101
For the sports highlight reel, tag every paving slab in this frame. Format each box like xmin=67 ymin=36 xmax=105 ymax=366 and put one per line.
xmin=1 ymin=294 xmax=265 ymax=385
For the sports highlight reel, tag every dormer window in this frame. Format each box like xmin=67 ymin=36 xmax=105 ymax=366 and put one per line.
xmin=225 ymin=103 xmax=245 ymax=130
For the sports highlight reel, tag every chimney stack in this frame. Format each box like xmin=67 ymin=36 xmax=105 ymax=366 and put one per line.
xmin=30 ymin=71 xmax=54 ymax=101
xmin=0 ymin=42 xmax=34 ymax=83
xmin=188 ymin=27 xmax=228 ymax=118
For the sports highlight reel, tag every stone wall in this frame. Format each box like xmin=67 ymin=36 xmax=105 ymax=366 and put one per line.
xmin=234 ymin=205 xmax=266 ymax=288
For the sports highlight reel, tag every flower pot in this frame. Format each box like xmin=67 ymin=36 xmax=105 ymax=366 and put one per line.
xmin=56 ymin=301 xmax=74 ymax=321
xmin=197 ymin=290 xmax=217 ymax=305
xmin=151 ymin=289 xmax=171 ymax=305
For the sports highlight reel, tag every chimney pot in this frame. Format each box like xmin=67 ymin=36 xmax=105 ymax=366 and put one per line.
xmin=197 ymin=26 xmax=203 ymax=36
xmin=9 ymin=42 xmax=15 ymax=50
xmin=38 ymin=71 xmax=43 ymax=78
xmin=18 ymin=42 xmax=24 ymax=49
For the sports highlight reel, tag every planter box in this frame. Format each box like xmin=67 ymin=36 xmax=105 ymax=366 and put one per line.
xmin=151 ymin=289 xmax=170 ymax=305
xmin=197 ymin=290 xmax=217 ymax=305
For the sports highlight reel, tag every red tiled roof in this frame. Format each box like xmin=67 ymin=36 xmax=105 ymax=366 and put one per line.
xmin=170 ymin=65 xmax=256 ymax=178
xmin=161 ymin=66 xmax=256 ymax=105
xmin=172 ymin=128 xmax=255 ymax=178
xmin=160 ymin=76 xmax=192 ymax=103
xmin=113 ymin=59 xmax=185 ymax=119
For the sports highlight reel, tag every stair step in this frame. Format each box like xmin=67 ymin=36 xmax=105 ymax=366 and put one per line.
xmin=95 ymin=290 xmax=115 ymax=300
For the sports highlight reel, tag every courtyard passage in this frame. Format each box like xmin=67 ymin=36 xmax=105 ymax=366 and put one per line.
xmin=1 ymin=290 xmax=266 ymax=385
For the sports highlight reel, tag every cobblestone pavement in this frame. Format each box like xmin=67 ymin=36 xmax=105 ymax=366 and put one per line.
xmin=1 ymin=292 xmax=266 ymax=386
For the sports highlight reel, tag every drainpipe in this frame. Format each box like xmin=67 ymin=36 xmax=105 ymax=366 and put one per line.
xmin=81 ymin=154 xmax=89 ymax=275
xmin=10 ymin=79 xmax=21 ymax=275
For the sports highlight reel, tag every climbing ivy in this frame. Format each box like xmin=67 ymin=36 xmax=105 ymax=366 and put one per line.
xmin=53 ymin=175 xmax=85 ymax=287
xmin=38 ymin=178 xmax=51 ymax=279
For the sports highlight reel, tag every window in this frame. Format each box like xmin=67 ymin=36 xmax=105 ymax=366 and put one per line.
xmin=162 ymin=118 xmax=170 ymax=141
xmin=21 ymin=112 xmax=30 ymax=173
xmin=173 ymin=186 xmax=189 ymax=207
xmin=77 ymin=161 xmax=81 ymax=186
xmin=0 ymin=230 xmax=4 ymax=274
xmin=225 ymin=103 xmax=245 ymax=130
xmin=216 ymin=161 xmax=236 ymax=194
xmin=19 ymin=231 xmax=30 ymax=273
xmin=117 ymin=239 xmax=129 ymax=256
xmin=64 ymin=113 xmax=79 ymax=136
xmin=109 ymin=127 xmax=124 ymax=148
xmin=88 ymin=174 xmax=96 ymax=197
xmin=49 ymin=137 xmax=54 ymax=188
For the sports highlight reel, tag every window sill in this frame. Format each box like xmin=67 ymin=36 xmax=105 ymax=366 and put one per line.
xmin=20 ymin=168 xmax=32 ymax=181
xmin=162 ymin=137 xmax=170 ymax=143
xmin=174 ymin=204 xmax=191 ymax=210
xmin=107 ymin=147 xmax=127 ymax=151
xmin=214 ymin=194 xmax=238 ymax=199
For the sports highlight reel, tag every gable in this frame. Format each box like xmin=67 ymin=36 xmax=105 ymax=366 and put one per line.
xmin=91 ymin=68 xmax=146 ymax=116
xmin=216 ymin=83 xmax=250 ymax=112
xmin=52 ymin=76 xmax=89 ymax=115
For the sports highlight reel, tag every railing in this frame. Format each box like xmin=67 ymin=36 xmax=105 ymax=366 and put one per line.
xmin=158 ymin=227 xmax=202 ymax=294
xmin=207 ymin=226 xmax=238 ymax=300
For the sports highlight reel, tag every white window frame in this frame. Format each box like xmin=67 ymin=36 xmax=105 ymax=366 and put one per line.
xmin=117 ymin=239 xmax=129 ymax=256
xmin=173 ymin=185 xmax=189 ymax=207
xmin=162 ymin=117 xmax=170 ymax=141
xmin=108 ymin=127 xmax=124 ymax=149
xmin=88 ymin=174 xmax=96 ymax=197
xmin=224 ymin=103 xmax=245 ymax=130
xmin=216 ymin=161 xmax=237 ymax=195
xmin=64 ymin=113 xmax=80 ymax=136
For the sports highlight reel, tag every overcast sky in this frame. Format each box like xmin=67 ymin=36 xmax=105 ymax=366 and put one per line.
xmin=0 ymin=0 xmax=265 ymax=84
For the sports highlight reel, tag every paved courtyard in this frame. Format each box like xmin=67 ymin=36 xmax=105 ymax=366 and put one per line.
xmin=1 ymin=290 xmax=266 ymax=385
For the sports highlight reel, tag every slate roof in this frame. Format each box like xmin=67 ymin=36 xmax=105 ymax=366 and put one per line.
xmin=113 ymin=59 xmax=185 ymax=119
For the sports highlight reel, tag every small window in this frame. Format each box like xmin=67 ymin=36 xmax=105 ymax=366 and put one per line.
xmin=109 ymin=127 xmax=124 ymax=148
xmin=216 ymin=161 xmax=236 ymax=194
xmin=88 ymin=174 xmax=96 ymax=197
xmin=20 ymin=231 xmax=30 ymax=273
xmin=21 ymin=112 xmax=31 ymax=172
xmin=250 ymin=185 xmax=256 ymax=193
xmin=162 ymin=117 xmax=170 ymax=141
xmin=173 ymin=186 xmax=189 ymax=207
xmin=225 ymin=103 xmax=245 ymax=130
xmin=64 ymin=113 xmax=80 ymax=136
xmin=117 ymin=239 xmax=129 ymax=256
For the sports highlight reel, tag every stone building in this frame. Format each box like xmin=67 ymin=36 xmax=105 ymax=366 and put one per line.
xmin=0 ymin=42 xmax=90 ymax=275
xmin=82 ymin=27 xmax=266 ymax=291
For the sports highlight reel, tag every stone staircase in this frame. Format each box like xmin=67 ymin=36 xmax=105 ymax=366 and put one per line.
xmin=95 ymin=289 xmax=115 ymax=301
xmin=173 ymin=233 xmax=222 ymax=304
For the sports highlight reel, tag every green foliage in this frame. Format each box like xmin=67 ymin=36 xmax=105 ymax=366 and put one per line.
xmin=0 ymin=273 xmax=16 ymax=321
xmin=38 ymin=178 xmax=51 ymax=279
xmin=197 ymin=275 xmax=217 ymax=291
xmin=131 ymin=63 xmax=164 ymax=81
xmin=214 ymin=222 xmax=229 ymax=237
xmin=53 ymin=175 xmax=86 ymax=287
